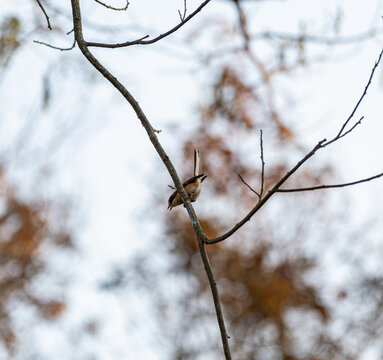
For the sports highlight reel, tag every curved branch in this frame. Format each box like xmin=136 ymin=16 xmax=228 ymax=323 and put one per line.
xmin=94 ymin=0 xmax=129 ymax=11
xmin=238 ymin=173 xmax=260 ymax=197
xmin=70 ymin=1 xmax=231 ymax=358
xmin=70 ymin=0 xmax=195 ymax=229
xmin=35 ymin=0 xmax=52 ymax=30
xmin=207 ymin=47 xmax=383 ymax=245
xmin=277 ymin=172 xmax=383 ymax=193
xmin=86 ymin=0 xmax=211 ymax=48
xmin=71 ymin=0 xmax=195 ymax=220
xmin=336 ymin=49 xmax=383 ymax=138
xmin=206 ymin=139 xmax=326 ymax=244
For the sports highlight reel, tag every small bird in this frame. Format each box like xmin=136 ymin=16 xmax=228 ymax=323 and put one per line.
xmin=168 ymin=149 xmax=207 ymax=210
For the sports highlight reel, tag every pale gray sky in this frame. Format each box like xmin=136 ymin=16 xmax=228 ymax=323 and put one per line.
xmin=1 ymin=0 xmax=383 ymax=358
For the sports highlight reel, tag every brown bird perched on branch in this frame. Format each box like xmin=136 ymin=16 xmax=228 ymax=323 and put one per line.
xmin=167 ymin=149 xmax=207 ymax=210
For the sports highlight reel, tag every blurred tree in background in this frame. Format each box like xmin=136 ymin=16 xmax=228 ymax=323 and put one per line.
xmin=1 ymin=0 xmax=383 ymax=359
xmin=0 ymin=169 xmax=72 ymax=355
xmin=0 ymin=7 xmax=76 ymax=357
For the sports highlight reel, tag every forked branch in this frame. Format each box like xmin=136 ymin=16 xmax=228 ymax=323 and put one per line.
xmin=336 ymin=51 xmax=382 ymax=137
xmin=67 ymin=0 xmax=382 ymax=355
xmin=206 ymin=139 xmax=326 ymax=244
xmin=86 ymin=0 xmax=211 ymax=48
xmin=277 ymin=172 xmax=383 ymax=193
xmin=238 ymin=130 xmax=265 ymax=199
xmin=70 ymin=0 xmax=200 ymax=234
xmin=69 ymin=0 xmax=230 ymax=358
xmin=206 ymin=48 xmax=383 ymax=245
xmin=238 ymin=173 xmax=260 ymax=197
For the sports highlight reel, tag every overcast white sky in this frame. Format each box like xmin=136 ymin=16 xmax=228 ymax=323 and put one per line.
xmin=1 ymin=0 xmax=383 ymax=358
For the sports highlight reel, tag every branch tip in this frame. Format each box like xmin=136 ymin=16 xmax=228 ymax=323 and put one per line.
xmin=35 ymin=0 xmax=52 ymax=30
xmin=277 ymin=171 xmax=383 ymax=193
xmin=94 ymin=0 xmax=129 ymax=11
xmin=33 ymin=39 xmax=76 ymax=51
xmin=70 ymin=0 xmax=229 ymax=358
xmin=86 ymin=0 xmax=211 ymax=48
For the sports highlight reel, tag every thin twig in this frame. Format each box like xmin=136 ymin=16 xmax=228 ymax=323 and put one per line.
xmin=336 ymin=50 xmax=383 ymax=138
xmin=178 ymin=0 xmax=187 ymax=21
xmin=94 ymin=0 xmax=129 ymax=11
xmin=206 ymin=48 xmax=383 ymax=245
xmin=86 ymin=0 xmax=211 ymax=48
xmin=277 ymin=172 xmax=383 ymax=193
xmin=206 ymin=139 xmax=327 ymax=244
xmin=35 ymin=0 xmax=52 ymax=30
xmin=259 ymin=129 xmax=265 ymax=199
xmin=33 ymin=38 xmax=76 ymax=51
xmin=237 ymin=131 xmax=266 ymax=199
xmin=238 ymin=173 xmax=260 ymax=197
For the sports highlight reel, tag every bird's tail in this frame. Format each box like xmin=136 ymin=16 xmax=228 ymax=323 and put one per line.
xmin=194 ymin=149 xmax=200 ymax=177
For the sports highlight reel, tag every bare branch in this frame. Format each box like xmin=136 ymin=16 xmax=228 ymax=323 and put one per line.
xmin=238 ymin=173 xmax=260 ymax=197
xmin=206 ymin=139 xmax=327 ymax=244
xmin=336 ymin=50 xmax=383 ymax=138
xmin=70 ymin=1 xmax=231 ymax=358
xmin=277 ymin=172 xmax=383 ymax=193
xmin=33 ymin=38 xmax=76 ymax=51
xmin=86 ymin=0 xmax=212 ymax=48
xmin=94 ymin=0 xmax=129 ymax=11
xmin=207 ymin=48 xmax=383 ymax=245
xmin=35 ymin=0 xmax=52 ymax=30
xmin=67 ymin=0 xmax=382 ymax=353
